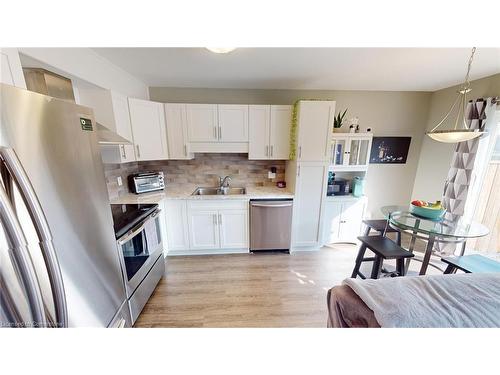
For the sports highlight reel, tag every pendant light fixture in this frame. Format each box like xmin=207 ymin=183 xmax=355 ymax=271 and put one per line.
xmin=206 ymin=47 xmax=236 ymax=54
xmin=426 ymin=47 xmax=485 ymax=143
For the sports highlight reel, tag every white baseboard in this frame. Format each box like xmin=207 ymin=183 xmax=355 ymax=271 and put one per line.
xmin=166 ymin=248 xmax=250 ymax=256
xmin=290 ymin=246 xmax=321 ymax=252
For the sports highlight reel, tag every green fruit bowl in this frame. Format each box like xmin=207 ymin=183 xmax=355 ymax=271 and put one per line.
xmin=410 ymin=204 xmax=446 ymax=220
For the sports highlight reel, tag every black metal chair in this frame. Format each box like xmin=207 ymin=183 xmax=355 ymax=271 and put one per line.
xmin=351 ymin=236 xmax=414 ymax=279
xmin=362 ymin=219 xmax=401 ymax=245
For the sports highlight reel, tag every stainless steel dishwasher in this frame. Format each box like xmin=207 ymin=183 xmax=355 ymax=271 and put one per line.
xmin=249 ymin=199 xmax=293 ymax=252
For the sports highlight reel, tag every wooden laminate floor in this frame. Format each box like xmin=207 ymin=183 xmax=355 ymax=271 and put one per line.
xmin=135 ymin=236 xmax=436 ymax=328
xmin=135 ymin=244 xmax=360 ymax=328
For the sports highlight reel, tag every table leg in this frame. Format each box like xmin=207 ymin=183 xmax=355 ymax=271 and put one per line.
xmin=419 ymin=234 xmax=435 ymax=275
xmin=459 ymin=241 xmax=467 ymax=256
xmin=405 ymin=219 xmax=420 ymax=273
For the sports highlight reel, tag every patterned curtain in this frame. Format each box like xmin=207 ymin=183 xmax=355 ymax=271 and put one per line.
xmin=438 ymin=98 xmax=487 ymax=255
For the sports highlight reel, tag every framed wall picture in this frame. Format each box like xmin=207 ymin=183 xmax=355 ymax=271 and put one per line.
xmin=369 ymin=136 xmax=411 ymax=164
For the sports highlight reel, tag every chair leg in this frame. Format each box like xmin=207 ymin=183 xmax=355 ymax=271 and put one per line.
xmin=443 ymin=264 xmax=455 ymax=274
xmin=351 ymin=244 xmax=367 ymax=278
xmin=396 ymin=231 xmax=401 ymax=246
xmin=364 ymin=225 xmax=371 ymax=236
xmin=370 ymin=256 xmax=383 ymax=279
xmin=396 ymin=258 xmax=405 ymax=276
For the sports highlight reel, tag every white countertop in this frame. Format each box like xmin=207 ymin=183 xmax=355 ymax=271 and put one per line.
xmin=110 ymin=185 xmax=294 ymax=205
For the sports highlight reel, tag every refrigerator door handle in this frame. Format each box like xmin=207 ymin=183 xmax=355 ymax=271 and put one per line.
xmin=0 ymin=183 xmax=47 ymax=327
xmin=0 ymin=147 xmax=68 ymax=327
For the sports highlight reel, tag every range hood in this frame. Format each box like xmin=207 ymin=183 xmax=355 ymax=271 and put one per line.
xmin=96 ymin=123 xmax=132 ymax=145
xmin=23 ymin=68 xmax=132 ymax=145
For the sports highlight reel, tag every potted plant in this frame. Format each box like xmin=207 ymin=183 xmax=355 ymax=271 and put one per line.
xmin=333 ymin=109 xmax=348 ymax=133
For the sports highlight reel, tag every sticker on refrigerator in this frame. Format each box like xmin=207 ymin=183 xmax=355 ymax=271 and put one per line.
xmin=80 ymin=118 xmax=93 ymax=131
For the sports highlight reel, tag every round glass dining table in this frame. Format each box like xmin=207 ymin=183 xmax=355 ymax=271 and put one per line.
xmin=380 ymin=205 xmax=489 ymax=275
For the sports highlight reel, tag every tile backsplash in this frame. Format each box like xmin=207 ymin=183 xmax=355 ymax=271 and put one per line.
xmin=103 ymin=153 xmax=286 ymax=201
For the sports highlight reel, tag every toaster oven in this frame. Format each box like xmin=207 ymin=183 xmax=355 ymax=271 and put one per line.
xmin=128 ymin=172 xmax=165 ymax=194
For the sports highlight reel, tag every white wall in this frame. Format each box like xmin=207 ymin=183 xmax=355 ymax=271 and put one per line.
xmin=150 ymin=87 xmax=432 ymax=217
xmin=412 ymin=73 xmax=500 ymax=201
xmin=17 ymin=48 xmax=149 ymax=99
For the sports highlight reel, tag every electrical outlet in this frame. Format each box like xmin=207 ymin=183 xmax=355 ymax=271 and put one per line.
xmin=268 ymin=171 xmax=276 ymax=179
xmin=117 ymin=176 xmax=123 ymax=186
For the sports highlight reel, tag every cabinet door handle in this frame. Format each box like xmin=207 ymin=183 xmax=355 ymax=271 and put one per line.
xmin=219 ymin=125 xmax=222 ymax=140
xmin=184 ymin=144 xmax=187 ymax=156
xmin=213 ymin=214 xmax=217 ymax=225
xmin=266 ymin=145 xmax=269 ymax=157
xmin=136 ymin=145 xmax=141 ymax=158
xmin=271 ymin=145 xmax=273 ymax=157
xmin=214 ymin=126 xmax=217 ymax=140
xmin=298 ymin=146 xmax=302 ymax=159
xmin=121 ymin=145 xmax=126 ymax=159
xmin=218 ymin=213 xmax=222 ymax=226
xmin=297 ymin=165 xmax=300 ymax=177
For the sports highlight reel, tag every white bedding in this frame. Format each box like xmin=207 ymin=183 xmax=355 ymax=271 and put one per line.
xmin=343 ymin=273 xmax=500 ymax=328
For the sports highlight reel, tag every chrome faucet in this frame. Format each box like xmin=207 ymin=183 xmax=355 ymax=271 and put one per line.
xmin=219 ymin=175 xmax=231 ymax=194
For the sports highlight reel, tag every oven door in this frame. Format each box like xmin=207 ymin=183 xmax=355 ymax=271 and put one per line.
xmin=116 ymin=210 xmax=163 ymax=296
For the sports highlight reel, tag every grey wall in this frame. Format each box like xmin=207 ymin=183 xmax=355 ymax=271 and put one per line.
xmin=412 ymin=73 xmax=500 ymax=201
xmin=150 ymin=87 xmax=432 ymax=217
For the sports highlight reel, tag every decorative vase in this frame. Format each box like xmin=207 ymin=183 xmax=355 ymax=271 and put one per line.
xmin=332 ymin=127 xmax=344 ymax=133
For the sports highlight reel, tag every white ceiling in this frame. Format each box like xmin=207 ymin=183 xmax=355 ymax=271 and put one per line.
xmin=92 ymin=48 xmax=500 ymax=92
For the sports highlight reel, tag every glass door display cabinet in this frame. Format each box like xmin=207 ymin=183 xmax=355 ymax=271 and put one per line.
xmin=330 ymin=133 xmax=373 ymax=171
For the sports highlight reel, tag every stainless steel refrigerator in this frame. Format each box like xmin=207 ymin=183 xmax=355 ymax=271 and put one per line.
xmin=0 ymin=83 xmax=131 ymax=327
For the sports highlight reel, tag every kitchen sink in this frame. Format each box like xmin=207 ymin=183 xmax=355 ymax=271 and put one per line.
xmin=192 ymin=187 xmax=247 ymax=196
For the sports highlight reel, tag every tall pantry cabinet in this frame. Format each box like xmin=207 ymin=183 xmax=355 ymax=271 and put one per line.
xmin=286 ymin=100 xmax=336 ymax=250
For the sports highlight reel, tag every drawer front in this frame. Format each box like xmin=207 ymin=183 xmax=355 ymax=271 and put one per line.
xmin=188 ymin=199 xmax=248 ymax=211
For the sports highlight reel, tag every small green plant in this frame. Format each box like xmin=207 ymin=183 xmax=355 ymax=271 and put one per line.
xmin=334 ymin=109 xmax=348 ymax=128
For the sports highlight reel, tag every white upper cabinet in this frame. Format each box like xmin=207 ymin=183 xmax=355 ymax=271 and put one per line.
xmin=186 ymin=104 xmax=248 ymax=144
xmin=330 ymin=133 xmax=373 ymax=171
xmin=0 ymin=49 xmax=26 ymax=88
xmin=77 ymin=88 xmax=135 ymax=163
xmin=249 ymin=105 xmax=271 ymax=159
xmin=217 ymin=105 xmax=249 ymax=142
xmin=128 ymin=98 xmax=168 ymax=161
xmin=186 ymin=104 xmax=218 ymax=142
xmin=270 ymin=105 xmax=292 ymax=159
xmin=111 ymin=92 xmax=134 ymax=142
xmin=296 ymin=101 xmax=335 ymax=162
xmin=165 ymin=103 xmax=193 ymax=160
xmin=109 ymin=92 xmax=136 ymax=163
xmin=249 ymin=105 xmax=291 ymax=160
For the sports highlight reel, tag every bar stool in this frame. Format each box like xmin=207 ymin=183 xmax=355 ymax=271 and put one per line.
xmin=351 ymin=236 xmax=414 ymax=279
xmin=363 ymin=219 xmax=401 ymax=246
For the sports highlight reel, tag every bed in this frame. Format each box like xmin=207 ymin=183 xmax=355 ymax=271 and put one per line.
xmin=327 ymin=273 xmax=500 ymax=328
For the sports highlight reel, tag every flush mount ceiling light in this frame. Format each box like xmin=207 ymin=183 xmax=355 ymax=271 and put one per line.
xmin=426 ymin=47 xmax=485 ymax=143
xmin=206 ymin=47 xmax=236 ymax=54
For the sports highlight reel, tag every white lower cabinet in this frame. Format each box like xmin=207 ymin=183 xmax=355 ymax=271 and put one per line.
xmin=163 ymin=199 xmax=249 ymax=255
xmin=188 ymin=209 xmax=220 ymax=250
xmin=322 ymin=197 xmax=366 ymax=244
xmin=163 ymin=200 xmax=190 ymax=252
xmin=291 ymin=162 xmax=329 ymax=248
xmin=219 ymin=209 xmax=248 ymax=249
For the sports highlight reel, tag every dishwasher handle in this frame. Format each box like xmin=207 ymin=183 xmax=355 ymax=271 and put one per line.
xmin=251 ymin=202 xmax=293 ymax=208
